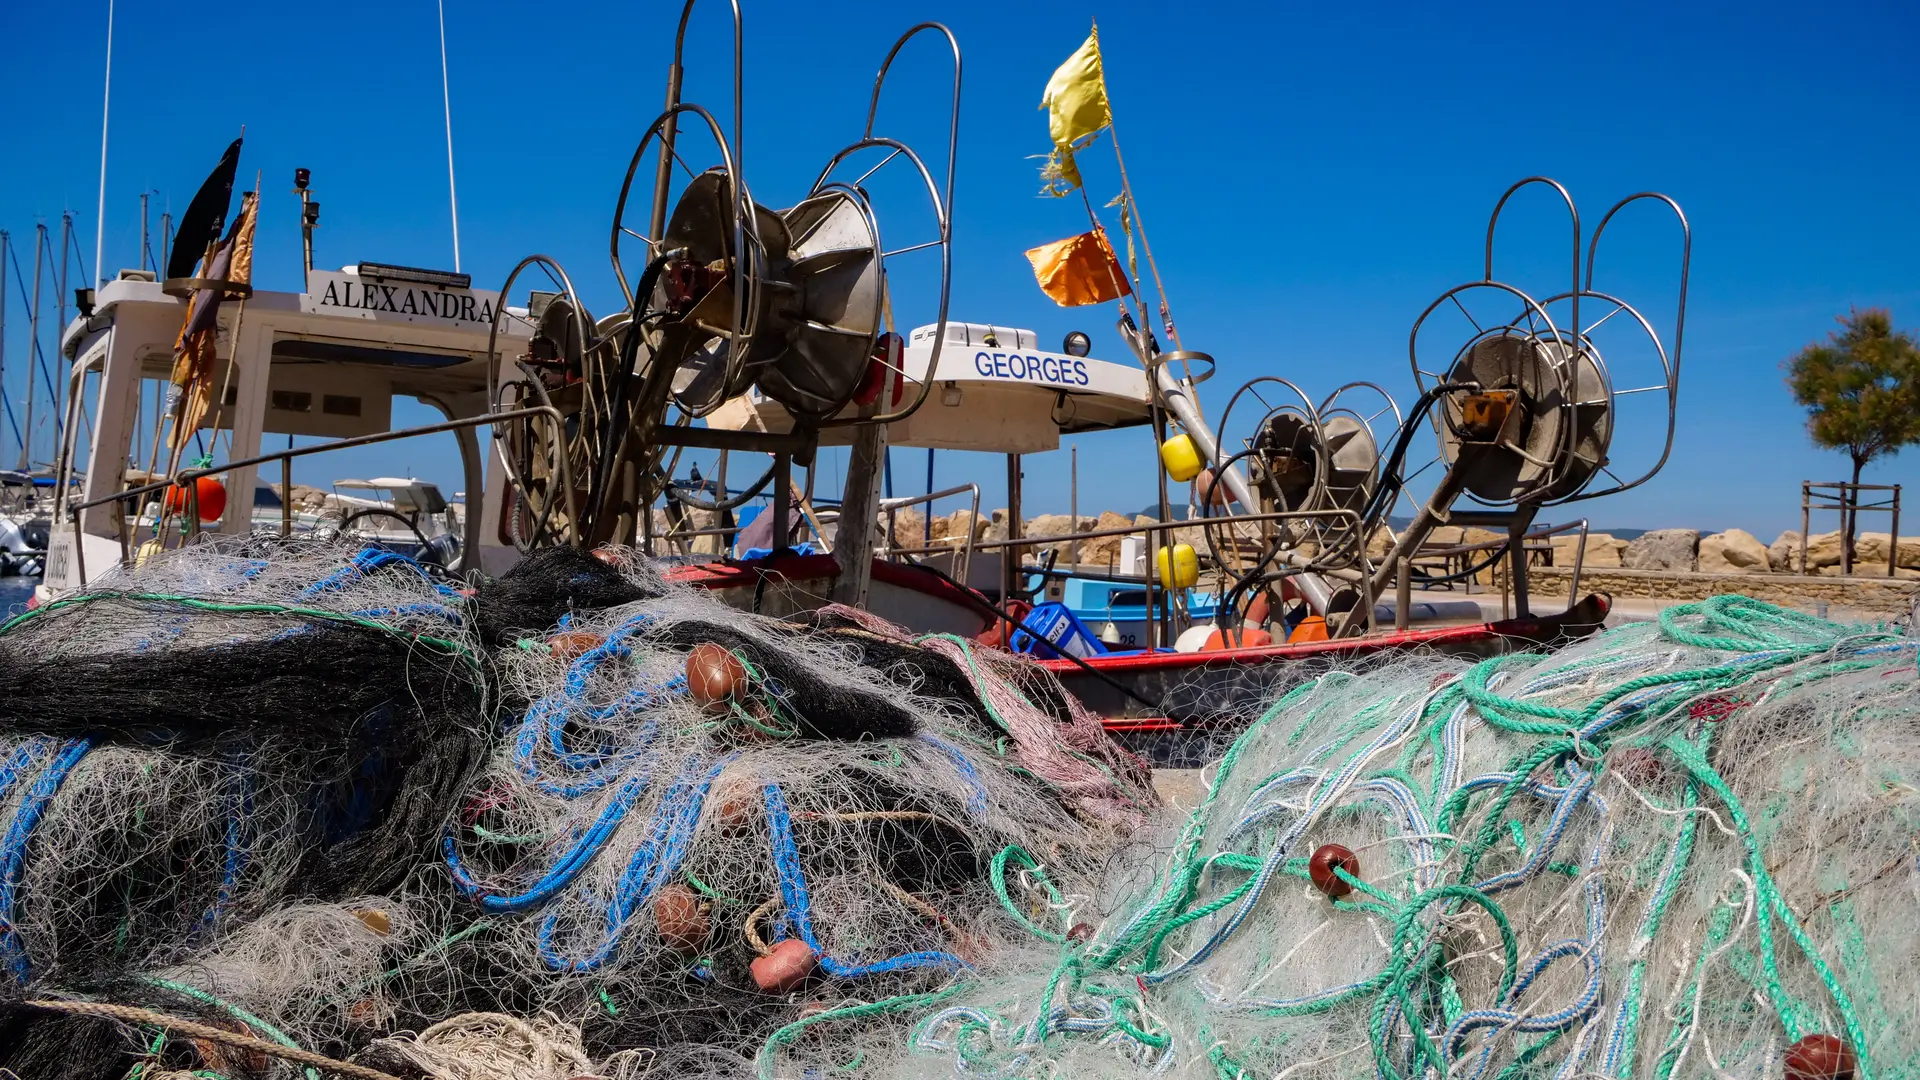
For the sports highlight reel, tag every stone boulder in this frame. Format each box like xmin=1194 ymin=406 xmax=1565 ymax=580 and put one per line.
xmin=1622 ymin=529 xmax=1699 ymax=572
xmin=982 ymin=508 xmax=1011 ymax=544
xmin=1025 ymin=513 xmax=1092 ymax=560
xmin=1768 ymin=531 xmax=1802 ymax=573
xmin=1802 ymin=531 xmax=1844 ymax=569
xmin=1698 ymin=529 xmax=1769 ymax=574
xmin=1855 ymin=532 xmax=1920 ymax=570
xmin=945 ymin=509 xmax=986 ymax=544
xmin=1078 ymin=511 xmax=1140 ymax=569
xmin=884 ymin=507 xmax=927 ymax=549
xmin=1549 ymin=532 xmax=1624 ymax=569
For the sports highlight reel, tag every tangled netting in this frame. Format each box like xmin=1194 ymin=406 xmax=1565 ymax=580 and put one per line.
xmin=0 ymin=538 xmax=1165 ymax=1077
xmin=0 ymin=539 xmax=489 ymax=993
xmin=858 ymin=597 xmax=1918 ymax=1080
xmin=1 ymin=535 xmax=1914 ymax=1079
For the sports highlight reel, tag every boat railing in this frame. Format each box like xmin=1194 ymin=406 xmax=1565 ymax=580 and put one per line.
xmin=62 ymin=406 xmax=574 ymax=586
xmin=1390 ymin=518 xmax=1590 ymax=628
xmin=887 ymin=507 xmax=1375 ymax=645
xmin=877 ymin=483 xmax=981 ymax=585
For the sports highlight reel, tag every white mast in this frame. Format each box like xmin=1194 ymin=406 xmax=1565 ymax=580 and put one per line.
xmin=93 ymin=0 xmax=114 ymax=288
xmin=438 ymin=0 xmax=462 ymax=272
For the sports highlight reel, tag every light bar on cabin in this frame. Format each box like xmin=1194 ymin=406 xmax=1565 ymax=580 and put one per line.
xmin=355 ymin=262 xmax=471 ymax=290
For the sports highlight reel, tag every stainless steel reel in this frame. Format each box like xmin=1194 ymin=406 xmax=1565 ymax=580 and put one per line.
xmin=1410 ymin=178 xmax=1690 ymax=509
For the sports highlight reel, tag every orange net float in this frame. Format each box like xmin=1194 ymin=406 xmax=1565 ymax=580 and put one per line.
xmin=1308 ymin=843 xmax=1360 ymax=899
xmin=750 ymin=938 xmax=818 ymax=993
xmin=545 ymin=631 xmax=605 ymax=662
xmin=1784 ymin=1034 xmax=1856 ymax=1080
xmin=685 ymin=643 xmax=748 ymax=714
xmin=653 ymin=884 xmax=710 ymax=955
xmin=163 ymin=476 xmax=227 ymax=523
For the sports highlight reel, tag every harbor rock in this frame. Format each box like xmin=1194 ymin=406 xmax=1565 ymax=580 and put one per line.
xmin=1025 ymin=514 xmax=1092 ymax=560
xmin=1699 ymin=529 xmax=1770 ymax=574
xmin=1622 ymin=529 xmax=1699 ymax=572
xmin=1769 ymin=531 xmax=1803 ymax=573
xmin=1079 ymin=511 xmax=1139 ymax=568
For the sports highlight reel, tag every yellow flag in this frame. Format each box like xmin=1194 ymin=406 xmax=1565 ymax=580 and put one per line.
xmin=1025 ymin=230 xmax=1132 ymax=307
xmin=1038 ymin=24 xmax=1111 ymax=196
xmin=226 ymin=192 xmax=259 ymax=288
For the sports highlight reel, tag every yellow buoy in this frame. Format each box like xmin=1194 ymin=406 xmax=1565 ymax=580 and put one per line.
xmin=1156 ymin=543 xmax=1199 ymax=589
xmin=1158 ymin=433 xmax=1203 ymax=482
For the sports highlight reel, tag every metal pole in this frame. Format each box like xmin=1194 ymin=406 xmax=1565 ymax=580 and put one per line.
xmin=56 ymin=213 xmax=72 ymax=453
xmin=923 ymin=448 xmax=934 ymax=548
xmin=436 ymin=0 xmax=462 ymax=272
xmin=22 ymin=225 xmax=45 ymax=470
xmin=93 ymin=0 xmax=114 ymax=289
xmin=770 ymin=452 xmax=793 ymax=557
xmin=1069 ymin=443 xmax=1078 ymax=567
xmin=140 ymin=192 xmax=150 ymax=272
xmin=0 ymin=231 xmax=8 ymax=456
xmin=1001 ymin=453 xmax=1022 ymax=607
xmin=1841 ymin=482 xmax=1853 ymax=577
xmin=1395 ymin=555 xmax=1411 ymax=632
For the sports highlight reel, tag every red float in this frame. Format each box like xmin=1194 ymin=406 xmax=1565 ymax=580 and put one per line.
xmin=1784 ymin=1034 xmax=1856 ymax=1080
xmin=546 ymin=631 xmax=605 ymax=662
xmin=1309 ymin=844 xmax=1361 ymax=899
xmin=653 ymin=884 xmax=710 ymax=955
xmin=751 ymin=938 xmax=818 ymax=993
xmin=686 ymin=643 xmax=748 ymax=714
xmin=163 ymin=476 xmax=228 ymax=522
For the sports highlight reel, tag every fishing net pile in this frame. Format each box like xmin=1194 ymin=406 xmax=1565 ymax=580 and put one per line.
xmin=846 ymin=596 xmax=1916 ymax=1080
xmin=0 ymin=539 xmax=1160 ymax=1077
xmin=0 ymin=539 xmax=489 ymax=997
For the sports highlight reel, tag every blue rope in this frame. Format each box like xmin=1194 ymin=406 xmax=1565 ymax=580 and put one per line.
xmin=763 ymin=782 xmax=968 ymax=978
xmin=0 ymin=739 xmax=90 ymax=983
xmin=444 ymin=768 xmax=654 ymax=913
xmin=537 ymin=757 xmax=730 ymax=971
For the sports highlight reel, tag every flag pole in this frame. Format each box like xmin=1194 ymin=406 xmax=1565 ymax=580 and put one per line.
xmin=94 ymin=0 xmax=114 ymax=288
xmin=438 ymin=0 xmax=462 ymax=273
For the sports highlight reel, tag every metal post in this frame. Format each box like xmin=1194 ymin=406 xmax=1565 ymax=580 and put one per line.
xmin=770 ymin=452 xmax=792 ymax=557
xmin=281 ymin=456 xmax=292 ymax=538
xmin=1395 ymin=555 xmax=1411 ymax=632
xmin=923 ymin=448 xmax=934 ymax=548
xmin=22 ymin=224 xmax=45 ymax=470
xmin=140 ymin=192 xmax=150 ymax=272
xmin=1070 ymin=443 xmax=1078 ymax=568
xmin=1800 ymin=482 xmax=1810 ymax=576
xmin=0 ymin=231 xmax=8 ymax=456
xmin=1001 ymin=453 xmax=1022 ymax=607
xmin=56 ymin=213 xmax=71 ymax=453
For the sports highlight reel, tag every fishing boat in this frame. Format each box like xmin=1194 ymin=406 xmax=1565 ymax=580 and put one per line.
xmin=39 ymin=16 xmax=1685 ymax=768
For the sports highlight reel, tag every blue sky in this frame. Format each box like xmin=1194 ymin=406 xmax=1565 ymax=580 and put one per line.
xmin=3 ymin=0 xmax=1916 ymax=540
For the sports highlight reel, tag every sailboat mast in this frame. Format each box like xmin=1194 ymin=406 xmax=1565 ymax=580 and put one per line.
xmin=93 ymin=0 xmax=114 ymax=291
xmin=56 ymin=212 xmax=71 ymax=449
xmin=0 ymin=230 xmax=9 ymax=457
xmin=21 ymin=225 xmax=44 ymax=470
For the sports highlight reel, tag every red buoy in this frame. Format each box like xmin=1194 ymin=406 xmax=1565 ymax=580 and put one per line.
xmin=1612 ymin=747 xmax=1663 ymax=786
xmin=686 ymin=643 xmax=747 ymax=714
xmin=164 ymin=476 xmax=227 ymax=522
xmin=1066 ymin=922 xmax=1095 ymax=944
xmin=1309 ymin=844 xmax=1360 ymax=899
xmin=1785 ymin=1034 xmax=1856 ymax=1080
xmin=546 ymin=631 xmax=605 ymax=662
xmin=653 ymin=884 xmax=709 ymax=955
xmin=751 ymin=938 xmax=817 ymax=993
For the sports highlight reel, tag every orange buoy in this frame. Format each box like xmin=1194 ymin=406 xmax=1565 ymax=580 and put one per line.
xmin=1309 ymin=844 xmax=1360 ymax=899
xmin=1288 ymin=616 xmax=1329 ymax=644
xmin=686 ymin=643 xmax=748 ymax=714
xmin=1785 ymin=1035 xmax=1856 ymax=1080
xmin=590 ymin=547 xmax=623 ymax=565
xmin=1193 ymin=468 xmax=1239 ymax=508
xmin=547 ymin=631 xmax=605 ymax=662
xmin=751 ymin=938 xmax=818 ymax=993
xmin=164 ymin=476 xmax=227 ymax=522
xmin=1201 ymin=626 xmax=1274 ymax=652
xmin=653 ymin=884 xmax=710 ymax=955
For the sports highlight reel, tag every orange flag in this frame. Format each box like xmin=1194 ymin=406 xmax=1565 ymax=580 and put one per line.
xmin=1024 ymin=229 xmax=1132 ymax=307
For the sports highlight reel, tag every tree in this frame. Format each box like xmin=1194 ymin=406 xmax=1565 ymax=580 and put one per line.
xmin=1784 ymin=308 xmax=1920 ymax=561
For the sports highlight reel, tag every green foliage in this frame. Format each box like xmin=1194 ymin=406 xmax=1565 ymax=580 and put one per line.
xmin=1784 ymin=308 xmax=1920 ymax=480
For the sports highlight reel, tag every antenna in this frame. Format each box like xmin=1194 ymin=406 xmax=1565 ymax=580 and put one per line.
xmin=0 ymin=231 xmax=10 ymax=455
xmin=93 ymin=0 xmax=114 ymax=288
xmin=437 ymin=0 xmax=461 ymax=272
xmin=21 ymin=224 xmax=44 ymax=470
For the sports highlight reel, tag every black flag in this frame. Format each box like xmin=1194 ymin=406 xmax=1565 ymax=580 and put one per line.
xmin=165 ymin=138 xmax=242 ymax=280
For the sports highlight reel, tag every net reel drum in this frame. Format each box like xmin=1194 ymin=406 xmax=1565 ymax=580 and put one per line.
xmin=1354 ymin=178 xmax=1689 ymax=628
